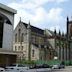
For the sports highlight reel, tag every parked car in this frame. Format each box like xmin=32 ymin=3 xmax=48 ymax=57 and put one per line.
xmin=29 ymin=64 xmax=52 ymax=72
xmin=5 ymin=64 xmax=29 ymax=71
xmin=42 ymin=64 xmax=52 ymax=68
xmin=58 ymin=64 xmax=65 ymax=69
xmin=30 ymin=64 xmax=42 ymax=69
xmin=52 ymin=64 xmax=59 ymax=69
xmin=30 ymin=64 xmax=51 ymax=69
xmin=52 ymin=64 xmax=65 ymax=69
xmin=0 ymin=67 xmax=5 ymax=72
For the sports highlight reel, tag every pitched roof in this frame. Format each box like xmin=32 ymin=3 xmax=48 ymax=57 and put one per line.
xmin=44 ymin=29 xmax=55 ymax=36
xmin=31 ymin=25 xmax=44 ymax=35
xmin=21 ymin=21 xmax=44 ymax=35
xmin=48 ymin=30 xmax=55 ymax=36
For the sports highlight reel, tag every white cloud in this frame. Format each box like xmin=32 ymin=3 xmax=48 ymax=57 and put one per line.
xmin=22 ymin=0 xmax=68 ymax=6
xmin=48 ymin=8 xmax=63 ymax=22
xmin=55 ymin=0 xmax=68 ymax=3
xmin=8 ymin=0 xmax=66 ymax=31
xmin=8 ymin=0 xmax=68 ymax=10
xmin=10 ymin=0 xmax=68 ymax=10
xmin=32 ymin=7 xmax=48 ymax=23
xmin=50 ymin=25 xmax=60 ymax=32
xmin=15 ymin=7 xmax=63 ymax=30
xmin=8 ymin=2 xmax=37 ymax=10
xmin=29 ymin=0 xmax=50 ymax=6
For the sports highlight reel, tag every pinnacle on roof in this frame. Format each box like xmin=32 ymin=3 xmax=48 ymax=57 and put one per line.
xmin=62 ymin=32 xmax=64 ymax=37
xmin=59 ymin=30 xmax=61 ymax=36
xmin=67 ymin=16 xmax=69 ymax=22
xmin=54 ymin=28 xmax=56 ymax=35
xmin=27 ymin=21 xmax=31 ymax=29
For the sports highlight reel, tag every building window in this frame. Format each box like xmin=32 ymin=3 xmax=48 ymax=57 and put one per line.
xmin=31 ymin=36 xmax=35 ymax=43
xmin=18 ymin=46 xmax=20 ymax=51
xmin=32 ymin=49 xmax=35 ymax=57
xmin=15 ymin=33 xmax=17 ymax=42
xmin=21 ymin=33 xmax=24 ymax=42
xmin=21 ymin=46 xmax=23 ymax=50
xmin=18 ymin=29 xmax=21 ymax=42
xmin=15 ymin=46 xmax=17 ymax=51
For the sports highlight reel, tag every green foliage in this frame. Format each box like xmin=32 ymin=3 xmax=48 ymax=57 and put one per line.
xmin=17 ymin=58 xmax=72 ymax=66
xmin=17 ymin=58 xmax=35 ymax=65
xmin=60 ymin=60 xmax=72 ymax=66
xmin=34 ymin=59 xmax=61 ymax=65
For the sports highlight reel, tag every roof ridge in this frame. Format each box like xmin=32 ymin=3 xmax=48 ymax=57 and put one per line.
xmin=20 ymin=21 xmax=44 ymax=35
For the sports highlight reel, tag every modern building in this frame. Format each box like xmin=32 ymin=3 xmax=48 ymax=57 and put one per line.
xmin=0 ymin=3 xmax=18 ymax=67
xmin=13 ymin=21 xmax=55 ymax=61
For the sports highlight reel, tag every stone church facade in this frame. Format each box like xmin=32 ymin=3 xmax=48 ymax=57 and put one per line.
xmin=13 ymin=21 xmax=55 ymax=61
xmin=13 ymin=14 xmax=72 ymax=62
xmin=48 ymin=17 xmax=72 ymax=61
xmin=67 ymin=17 xmax=72 ymax=61
xmin=45 ymin=29 xmax=69 ymax=61
xmin=13 ymin=19 xmax=70 ymax=61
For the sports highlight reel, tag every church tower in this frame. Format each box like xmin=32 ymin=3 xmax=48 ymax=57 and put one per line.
xmin=67 ymin=16 xmax=72 ymax=37
xmin=66 ymin=16 xmax=72 ymax=61
xmin=67 ymin=16 xmax=69 ymax=36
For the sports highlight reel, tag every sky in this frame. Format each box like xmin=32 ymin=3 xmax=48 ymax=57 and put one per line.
xmin=0 ymin=0 xmax=72 ymax=33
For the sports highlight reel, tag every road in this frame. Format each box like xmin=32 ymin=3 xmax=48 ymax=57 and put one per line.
xmin=51 ymin=66 xmax=72 ymax=72
xmin=5 ymin=66 xmax=72 ymax=72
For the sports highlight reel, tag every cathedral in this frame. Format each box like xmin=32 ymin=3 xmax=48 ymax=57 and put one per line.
xmin=13 ymin=17 xmax=72 ymax=62
xmin=13 ymin=21 xmax=55 ymax=61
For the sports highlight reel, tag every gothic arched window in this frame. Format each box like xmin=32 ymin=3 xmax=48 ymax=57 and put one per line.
xmin=32 ymin=49 xmax=35 ymax=57
xmin=21 ymin=33 xmax=24 ymax=42
xmin=15 ymin=33 xmax=17 ymax=42
xmin=18 ymin=29 xmax=21 ymax=42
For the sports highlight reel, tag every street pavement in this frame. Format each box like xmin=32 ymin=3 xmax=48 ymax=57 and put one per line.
xmin=5 ymin=66 xmax=72 ymax=72
xmin=51 ymin=66 xmax=72 ymax=72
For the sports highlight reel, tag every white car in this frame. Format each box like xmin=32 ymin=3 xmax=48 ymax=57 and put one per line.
xmin=0 ymin=67 xmax=5 ymax=72
xmin=52 ymin=64 xmax=59 ymax=69
xmin=5 ymin=64 xmax=29 ymax=72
